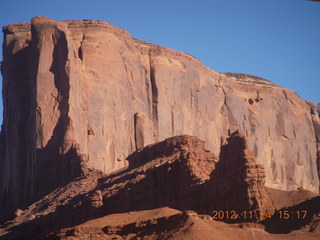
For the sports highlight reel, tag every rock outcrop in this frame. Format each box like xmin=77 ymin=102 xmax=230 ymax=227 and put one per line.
xmin=0 ymin=16 xmax=319 ymax=220
xmin=0 ymin=135 xmax=318 ymax=239
xmin=200 ymin=131 xmax=270 ymax=219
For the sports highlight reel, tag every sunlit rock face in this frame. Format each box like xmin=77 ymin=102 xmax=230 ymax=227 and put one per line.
xmin=0 ymin=16 xmax=318 ymax=220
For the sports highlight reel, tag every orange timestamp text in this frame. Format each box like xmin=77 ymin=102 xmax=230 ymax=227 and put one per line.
xmin=212 ymin=210 xmax=308 ymax=221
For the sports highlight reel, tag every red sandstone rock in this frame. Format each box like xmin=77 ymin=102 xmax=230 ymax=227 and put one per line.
xmin=0 ymin=16 xmax=319 ymax=222
xmin=0 ymin=135 xmax=318 ymax=239
xmin=14 ymin=209 xmax=23 ymax=217
xmin=48 ymin=207 xmax=320 ymax=240
xmin=200 ymin=131 xmax=270 ymax=220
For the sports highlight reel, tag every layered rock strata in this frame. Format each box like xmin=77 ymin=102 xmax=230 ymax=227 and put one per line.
xmin=1 ymin=135 xmax=318 ymax=240
xmin=0 ymin=16 xmax=319 ymax=219
xmin=200 ymin=131 xmax=270 ymax=219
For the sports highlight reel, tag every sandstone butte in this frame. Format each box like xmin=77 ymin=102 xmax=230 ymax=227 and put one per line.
xmin=0 ymin=16 xmax=319 ymax=234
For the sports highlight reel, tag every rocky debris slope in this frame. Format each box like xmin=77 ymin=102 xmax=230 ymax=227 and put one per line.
xmin=0 ymin=135 xmax=319 ymax=239
xmin=0 ymin=16 xmax=319 ymax=220
xmin=49 ymin=207 xmax=320 ymax=240
xmin=263 ymin=196 xmax=320 ymax=234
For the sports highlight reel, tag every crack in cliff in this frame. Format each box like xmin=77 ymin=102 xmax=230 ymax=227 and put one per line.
xmin=78 ymin=34 xmax=85 ymax=61
xmin=149 ymin=50 xmax=159 ymax=141
xmin=142 ymin=67 xmax=151 ymax=117
xmin=121 ymin=55 xmax=135 ymax=101
xmin=217 ymin=73 xmax=227 ymax=98
xmin=311 ymin=116 xmax=320 ymax=192
xmin=171 ymin=107 xmax=175 ymax=135
xmin=217 ymin=74 xmax=229 ymax=119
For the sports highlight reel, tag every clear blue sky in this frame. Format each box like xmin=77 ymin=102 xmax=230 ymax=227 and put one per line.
xmin=1 ymin=0 xmax=319 ymax=123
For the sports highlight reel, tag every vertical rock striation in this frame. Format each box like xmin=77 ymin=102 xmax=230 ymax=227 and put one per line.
xmin=0 ymin=17 xmax=319 ymax=220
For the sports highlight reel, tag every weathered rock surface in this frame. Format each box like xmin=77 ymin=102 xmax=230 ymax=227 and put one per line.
xmin=0 ymin=16 xmax=319 ymax=220
xmin=0 ymin=135 xmax=318 ymax=239
xmin=200 ymin=131 xmax=270 ymax=219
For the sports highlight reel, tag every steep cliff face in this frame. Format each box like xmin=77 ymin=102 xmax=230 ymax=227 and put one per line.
xmin=1 ymin=22 xmax=36 ymax=219
xmin=0 ymin=17 xmax=319 ymax=218
xmin=0 ymin=18 xmax=85 ymax=219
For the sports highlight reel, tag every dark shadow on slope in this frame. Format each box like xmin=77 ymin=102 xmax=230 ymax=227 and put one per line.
xmin=102 ymin=158 xmax=208 ymax=215
xmin=2 ymin=135 xmax=319 ymax=239
xmin=198 ymin=130 xmax=267 ymax=221
xmin=263 ymin=196 xmax=320 ymax=234
xmin=101 ymin=212 xmax=190 ymax=239
xmin=1 ymin=177 xmax=106 ymax=240
xmin=102 ymin=132 xmax=266 ymax=222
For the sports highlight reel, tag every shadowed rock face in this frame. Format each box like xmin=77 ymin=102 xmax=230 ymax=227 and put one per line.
xmin=199 ymin=131 xmax=269 ymax=219
xmin=0 ymin=135 xmax=318 ymax=240
xmin=0 ymin=16 xmax=319 ymax=220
